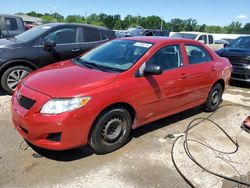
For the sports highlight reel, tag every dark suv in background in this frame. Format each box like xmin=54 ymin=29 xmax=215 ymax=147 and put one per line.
xmin=216 ymin=36 xmax=250 ymax=83
xmin=0 ymin=23 xmax=116 ymax=94
xmin=0 ymin=14 xmax=25 ymax=39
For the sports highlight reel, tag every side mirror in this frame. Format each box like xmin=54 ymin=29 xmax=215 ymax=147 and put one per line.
xmin=198 ymin=40 xmax=205 ymax=44
xmin=223 ymin=43 xmax=229 ymax=48
xmin=144 ymin=64 xmax=163 ymax=76
xmin=43 ymin=40 xmax=56 ymax=51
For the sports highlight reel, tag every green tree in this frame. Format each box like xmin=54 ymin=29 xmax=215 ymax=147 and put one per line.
xmin=27 ymin=11 xmax=43 ymax=17
xmin=199 ymin=24 xmax=206 ymax=32
xmin=65 ymin=15 xmax=85 ymax=23
xmin=170 ymin=19 xmax=186 ymax=32
xmin=241 ymin=23 xmax=250 ymax=34
xmin=41 ymin=15 xmax=57 ymax=24
xmin=52 ymin=12 xmax=64 ymax=22
xmin=87 ymin=13 xmax=99 ymax=24
xmin=184 ymin=18 xmax=198 ymax=31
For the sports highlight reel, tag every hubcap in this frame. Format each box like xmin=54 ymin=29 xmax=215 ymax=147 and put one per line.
xmin=101 ymin=117 xmax=124 ymax=143
xmin=211 ymin=90 xmax=219 ymax=105
xmin=7 ymin=69 xmax=29 ymax=90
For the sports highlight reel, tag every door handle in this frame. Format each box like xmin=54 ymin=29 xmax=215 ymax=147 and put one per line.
xmin=180 ymin=73 xmax=189 ymax=79
xmin=211 ymin=66 xmax=216 ymax=72
xmin=72 ymin=48 xmax=81 ymax=53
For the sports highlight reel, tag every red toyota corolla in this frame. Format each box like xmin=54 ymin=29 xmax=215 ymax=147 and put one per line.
xmin=11 ymin=37 xmax=232 ymax=154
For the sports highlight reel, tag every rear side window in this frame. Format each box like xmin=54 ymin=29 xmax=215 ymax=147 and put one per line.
xmin=4 ymin=18 xmax=18 ymax=31
xmin=185 ymin=45 xmax=212 ymax=65
xmin=208 ymin=35 xmax=214 ymax=44
xmin=42 ymin=28 xmax=77 ymax=44
xmin=147 ymin=45 xmax=183 ymax=71
xmin=83 ymin=28 xmax=101 ymax=42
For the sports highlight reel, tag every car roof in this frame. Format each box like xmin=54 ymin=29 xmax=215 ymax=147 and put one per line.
xmin=42 ymin=22 xmax=110 ymax=31
xmin=120 ymin=36 xmax=196 ymax=44
xmin=0 ymin=14 xmax=22 ymax=19
xmin=178 ymin=31 xmax=210 ymax=35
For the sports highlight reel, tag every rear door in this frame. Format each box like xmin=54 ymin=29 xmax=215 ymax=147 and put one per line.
xmin=77 ymin=27 xmax=108 ymax=54
xmin=183 ymin=44 xmax=216 ymax=103
xmin=36 ymin=26 xmax=81 ymax=66
xmin=136 ymin=44 xmax=190 ymax=122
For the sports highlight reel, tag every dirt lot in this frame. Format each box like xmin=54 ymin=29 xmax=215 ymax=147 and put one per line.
xmin=0 ymin=83 xmax=250 ymax=188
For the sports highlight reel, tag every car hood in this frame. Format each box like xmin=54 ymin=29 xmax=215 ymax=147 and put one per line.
xmin=0 ymin=38 xmax=24 ymax=49
xmin=217 ymin=47 xmax=250 ymax=58
xmin=23 ymin=60 xmax=119 ymax=97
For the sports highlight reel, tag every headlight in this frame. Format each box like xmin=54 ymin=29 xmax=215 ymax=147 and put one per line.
xmin=40 ymin=97 xmax=91 ymax=114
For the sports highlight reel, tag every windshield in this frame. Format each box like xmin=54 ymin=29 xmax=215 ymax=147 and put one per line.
xmin=173 ymin=33 xmax=197 ymax=40
xmin=228 ymin=37 xmax=250 ymax=49
xmin=15 ymin=25 xmax=52 ymax=42
xmin=79 ymin=40 xmax=154 ymax=72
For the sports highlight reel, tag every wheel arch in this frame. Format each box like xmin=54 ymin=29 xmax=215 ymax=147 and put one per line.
xmin=0 ymin=59 xmax=38 ymax=79
xmin=88 ymin=102 xmax=136 ymax=140
xmin=213 ymin=79 xmax=225 ymax=91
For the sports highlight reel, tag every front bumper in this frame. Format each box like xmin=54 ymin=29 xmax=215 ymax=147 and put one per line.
xmin=231 ymin=64 xmax=250 ymax=82
xmin=11 ymin=84 xmax=96 ymax=150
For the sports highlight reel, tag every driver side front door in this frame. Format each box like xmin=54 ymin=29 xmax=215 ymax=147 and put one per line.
xmin=36 ymin=27 xmax=81 ymax=67
xmin=135 ymin=44 xmax=190 ymax=124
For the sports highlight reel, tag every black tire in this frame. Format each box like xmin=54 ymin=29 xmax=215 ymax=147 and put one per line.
xmin=89 ymin=107 xmax=132 ymax=154
xmin=203 ymin=83 xmax=223 ymax=112
xmin=1 ymin=65 xmax=32 ymax=94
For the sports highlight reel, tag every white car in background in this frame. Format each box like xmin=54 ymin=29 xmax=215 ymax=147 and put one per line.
xmin=172 ymin=32 xmax=226 ymax=51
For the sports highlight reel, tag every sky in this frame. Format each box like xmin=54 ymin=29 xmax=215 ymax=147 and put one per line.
xmin=1 ymin=0 xmax=250 ymax=26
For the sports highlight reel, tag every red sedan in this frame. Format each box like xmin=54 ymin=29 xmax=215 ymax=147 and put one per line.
xmin=11 ymin=37 xmax=232 ymax=154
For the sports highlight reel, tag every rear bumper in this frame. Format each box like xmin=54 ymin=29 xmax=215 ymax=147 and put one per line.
xmin=11 ymin=84 xmax=96 ymax=151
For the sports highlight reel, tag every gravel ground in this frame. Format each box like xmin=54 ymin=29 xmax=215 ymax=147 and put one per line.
xmin=0 ymin=84 xmax=249 ymax=188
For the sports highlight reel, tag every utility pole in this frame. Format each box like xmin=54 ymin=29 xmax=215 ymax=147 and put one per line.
xmin=137 ymin=14 xmax=139 ymax=26
xmin=85 ymin=12 xmax=88 ymax=24
xmin=161 ymin=17 xmax=163 ymax=30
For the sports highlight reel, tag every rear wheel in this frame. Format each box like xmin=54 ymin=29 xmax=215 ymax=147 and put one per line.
xmin=1 ymin=66 xmax=32 ymax=94
xmin=203 ymin=83 xmax=223 ymax=112
xmin=89 ymin=107 xmax=132 ymax=154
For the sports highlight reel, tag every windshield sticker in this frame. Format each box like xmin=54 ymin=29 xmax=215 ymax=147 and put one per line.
xmin=133 ymin=42 xmax=152 ymax=48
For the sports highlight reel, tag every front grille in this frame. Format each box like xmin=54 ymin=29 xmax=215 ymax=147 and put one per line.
xmin=227 ymin=56 xmax=249 ymax=66
xmin=231 ymin=73 xmax=247 ymax=79
xmin=18 ymin=96 xmax=36 ymax=110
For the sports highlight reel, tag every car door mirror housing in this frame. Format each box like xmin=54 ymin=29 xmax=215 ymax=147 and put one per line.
xmin=223 ymin=43 xmax=229 ymax=48
xmin=198 ymin=40 xmax=205 ymax=44
xmin=143 ymin=64 xmax=163 ymax=76
xmin=43 ymin=40 xmax=56 ymax=51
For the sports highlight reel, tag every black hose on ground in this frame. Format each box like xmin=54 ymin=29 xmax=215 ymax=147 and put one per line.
xmin=170 ymin=104 xmax=250 ymax=187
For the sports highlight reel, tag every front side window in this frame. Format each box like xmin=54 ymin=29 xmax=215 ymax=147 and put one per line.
xmin=42 ymin=28 xmax=77 ymax=44
xmin=198 ymin=35 xmax=207 ymax=44
xmin=83 ymin=28 xmax=100 ymax=42
xmin=4 ymin=18 xmax=18 ymax=31
xmin=146 ymin=45 xmax=183 ymax=71
xmin=79 ymin=40 xmax=153 ymax=72
xmin=16 ymin=25 xmax=51 ymax=42
xmin=185 ymin=45 xmax=212 ymax=65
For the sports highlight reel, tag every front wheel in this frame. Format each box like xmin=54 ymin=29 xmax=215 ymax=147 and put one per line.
xmin=1 ymin=66 xmax=32 ymax=94
xmin=89 ymin=107 xmax=132 ymax=154
xmin=203 ymin=83 xmax=223 ymax=112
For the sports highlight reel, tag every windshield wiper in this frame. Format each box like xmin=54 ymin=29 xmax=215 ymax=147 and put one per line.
xmin=5 ymin=31 xmax=17 ymax=42
xmin=74 ymin=58 xmax=109 ymax=72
